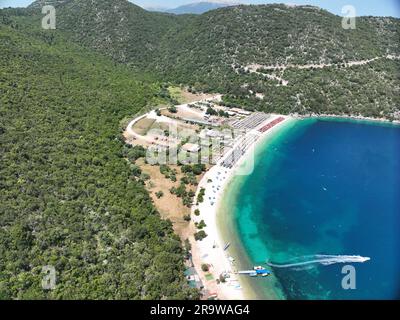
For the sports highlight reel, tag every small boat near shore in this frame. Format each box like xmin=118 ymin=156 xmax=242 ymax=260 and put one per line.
xmin=238 ymin=266 xmax=271 ymax=277
xmin=223 ymin=242 xmax=231 ymax=251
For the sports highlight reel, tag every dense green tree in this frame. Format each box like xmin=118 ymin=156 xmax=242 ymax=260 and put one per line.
xmin=0 ymin=19 xmax=196 ymax=299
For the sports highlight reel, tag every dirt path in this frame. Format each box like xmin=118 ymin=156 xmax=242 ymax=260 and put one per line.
xmin=236 ymin=55 xmax=400 ymax=86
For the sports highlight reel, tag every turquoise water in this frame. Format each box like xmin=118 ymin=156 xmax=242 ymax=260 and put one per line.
xmin=228 ymin=118 xmax=400 ymax=299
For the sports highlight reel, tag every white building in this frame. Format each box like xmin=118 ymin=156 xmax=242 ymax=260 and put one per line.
xmin=182 ymin=143 xmax=201 ymax=153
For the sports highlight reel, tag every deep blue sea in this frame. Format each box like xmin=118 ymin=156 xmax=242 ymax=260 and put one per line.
xmin=229 ymin=118 xmax=400 ymax=299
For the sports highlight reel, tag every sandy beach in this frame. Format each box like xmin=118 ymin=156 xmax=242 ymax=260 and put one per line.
xmin=190 ymin=115 xmax=293 ymax=300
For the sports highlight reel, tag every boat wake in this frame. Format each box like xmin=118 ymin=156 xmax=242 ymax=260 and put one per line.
xmin=267 ymin=255 xmax=370 ymax=269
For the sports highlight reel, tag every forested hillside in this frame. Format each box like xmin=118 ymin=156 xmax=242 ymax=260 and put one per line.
xmin=30 ymin=0 xmax=189 ymax=66
xmin=152 ymin=5 xmax=400 ymax=118
xmin=0 ymin=17 xmax=198 ymax=299
xmin=23 ymin=0 xmax=400 ymax=119
xmin=0 ymin=0 xmax=399 ymax=299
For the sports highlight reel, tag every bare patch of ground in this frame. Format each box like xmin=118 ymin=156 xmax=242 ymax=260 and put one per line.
xmin=136 ymin=158 xmax=204 ymax=240
xmin=132 ymin=117 xmax=156 ymax=135
xmin=181 ymin=90 xmax=216 ymax=104
xmin=169 ymin=86 xmax=216 ymax=104
xmin=161 ymin=109 xmax=204 ymax=122
xmin=160 ymin=110 xmax=201 ymax=130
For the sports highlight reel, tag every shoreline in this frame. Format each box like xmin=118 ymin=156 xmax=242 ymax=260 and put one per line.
xmin=299 ymin=113 xmax=400 ymax=126
xmin=216 ymin=118 xmax=298 ymax=300
xmin=191 ymin=113 xmax=400 ymax=300
xmin=190 ymin=115 xmax=294 ymax=300
xmin=125 ymin=106 xmax=399 ymax=299
xmin=124 ymin=105 xmax=400 ymax=299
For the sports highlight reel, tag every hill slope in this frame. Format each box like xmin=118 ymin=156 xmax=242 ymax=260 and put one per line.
xmin=26 ymin=1 xmax=398 ymax=70
xmin=0 ymin=0 xmax=399 ymax=299
xmin=29 ymin=0 xmax=185 ymax=65
xmin=24 ymin=1 xmax=399 ymax=118
xmin=153 ymin=4 xmax=400 ymax=118
xmin=153 ymin=4 xmax=398 ymax=74
xmin=0 ymin=11 xmax=197 ymax=299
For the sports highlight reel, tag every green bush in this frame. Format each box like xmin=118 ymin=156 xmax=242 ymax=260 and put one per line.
xmin=155 ymin=191 xmax=164 ymax=199
xmin=194 ymin=230 xmax=208 ymax=241
xmin=197 ymin=220 xmax=207 ymax=229
xmin=168 ymin=106 xmax=177 ymax=113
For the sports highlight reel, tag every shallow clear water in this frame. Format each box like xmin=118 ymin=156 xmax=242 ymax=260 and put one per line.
xmin=227 ymin=118 xmax=400 ymax=299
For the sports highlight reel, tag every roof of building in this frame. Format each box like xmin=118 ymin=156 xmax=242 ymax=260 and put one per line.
xmin=182 ymin=143 xmax=201 ymax=153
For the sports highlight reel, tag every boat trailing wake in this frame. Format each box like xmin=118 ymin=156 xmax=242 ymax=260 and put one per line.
xmin=267 ymin=255 xmax=370 ymax=269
